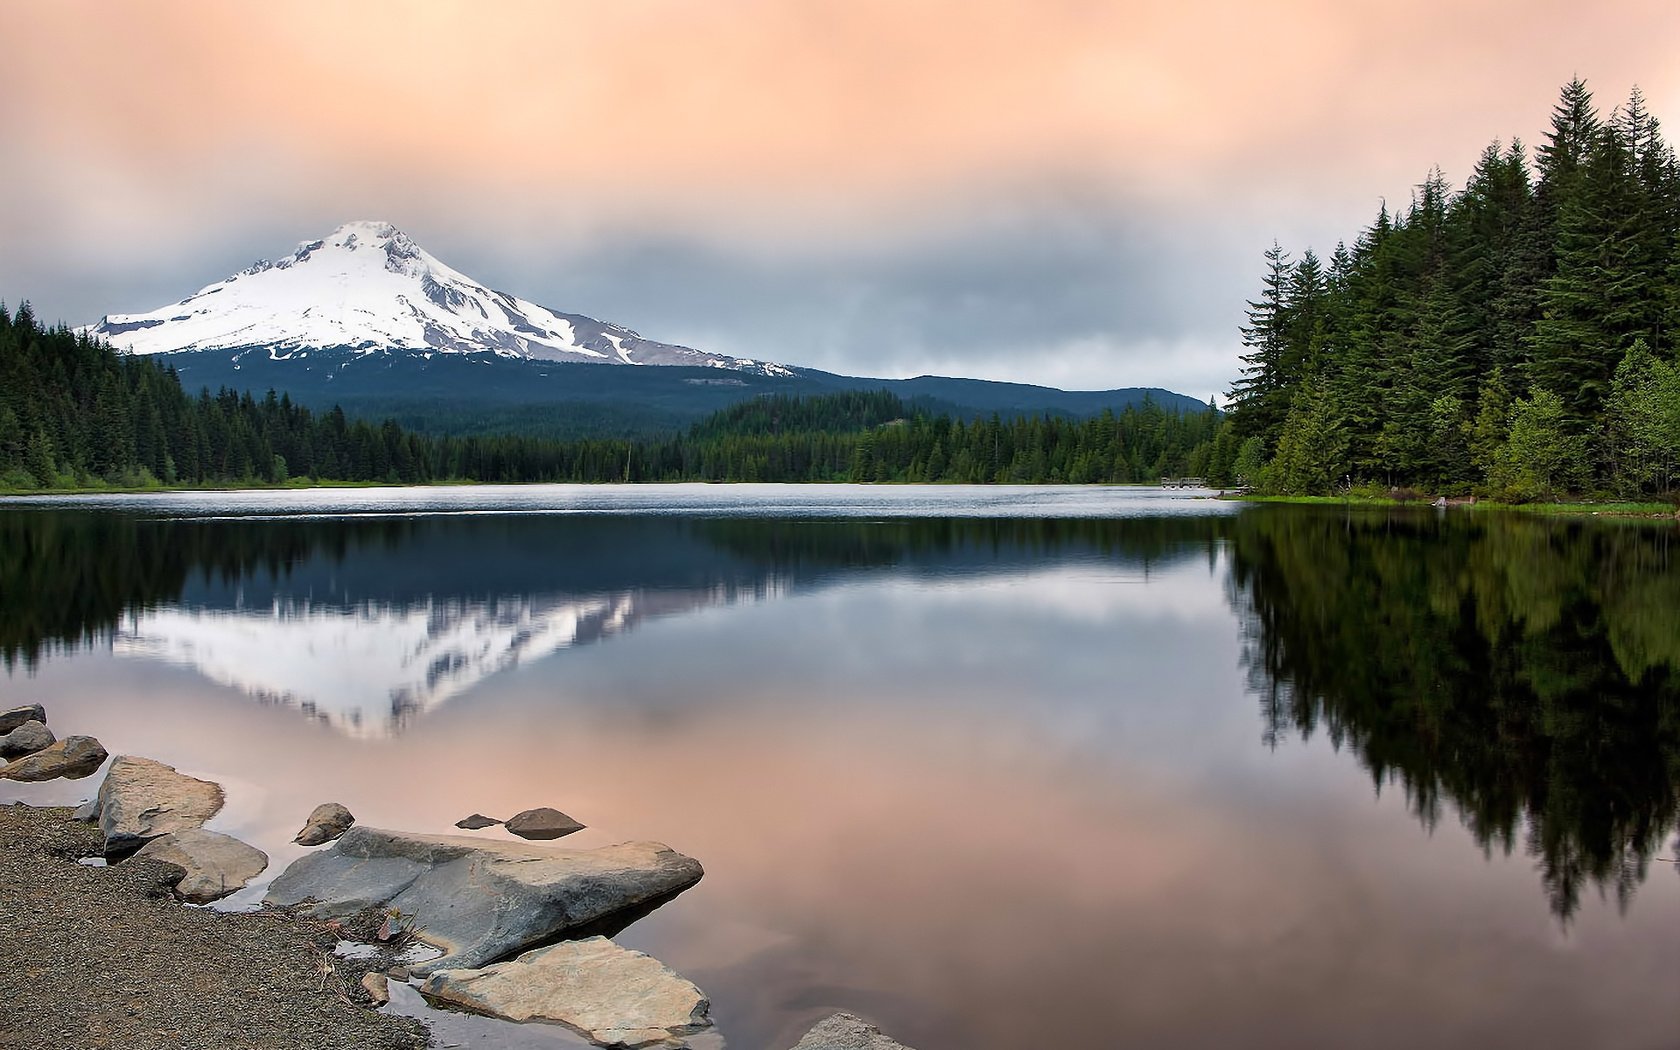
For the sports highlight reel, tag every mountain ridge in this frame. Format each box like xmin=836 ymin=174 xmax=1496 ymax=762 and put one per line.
xmin=76 ymin=221 xmax=1210 ymax=431
xmin=82 ymin=220 xmax=794 ymax=376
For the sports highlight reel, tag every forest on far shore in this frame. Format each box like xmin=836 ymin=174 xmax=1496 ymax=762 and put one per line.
xmin=0 ymin=302 xmax=1223 ymax=489
xmin=1226 ymin=79 xmax=1680 ymax=501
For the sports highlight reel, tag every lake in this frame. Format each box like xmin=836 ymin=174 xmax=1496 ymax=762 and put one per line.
xmin=2 ymin=484 xmax=1677 ymax=1050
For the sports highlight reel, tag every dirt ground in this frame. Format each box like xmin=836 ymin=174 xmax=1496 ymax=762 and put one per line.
xmin=0 ymin=804 xmax=430 ymax=1050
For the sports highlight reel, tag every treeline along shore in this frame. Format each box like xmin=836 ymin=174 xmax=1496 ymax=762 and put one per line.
xmin=0 ymin=301 xmax=1226 ymax=489
xmin=1227 ymin=79 xmax=1680 ymax=502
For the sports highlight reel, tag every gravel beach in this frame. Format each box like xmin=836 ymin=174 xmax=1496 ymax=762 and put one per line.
xmin=0 ymin=804 xmax=430 ymax=1050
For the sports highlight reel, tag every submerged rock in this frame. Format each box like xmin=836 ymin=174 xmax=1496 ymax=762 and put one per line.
xmin=295 ymin=802 xmax=356 ymax=846
xmin=0 ymin=720 xmax=55 ymax=759
xmin=133 ymin=827 xmax=269 ymax=903
xmin=504 ymin=806 xmax=585 ymax=840
xmin=420 ymin=936 xmax=710 ymax=1049
xmin=97 ymin=756 xmax=225 ymax=853
xmin=0 ymin=704 xmax=46 ymax=735
xmin=0 ymin=735 xmax=108 ymax=782
xmin=454 ymin=813 xmax=502 ymax=830
xmin=264 ymin=827 xmax=703 ymax=973
xmin=788 ymin=1012 xmax=918 ymax=1050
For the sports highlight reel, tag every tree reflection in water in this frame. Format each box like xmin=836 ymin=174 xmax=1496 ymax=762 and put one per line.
xmin=1227 ymin=507 xmax=1680 ymax=920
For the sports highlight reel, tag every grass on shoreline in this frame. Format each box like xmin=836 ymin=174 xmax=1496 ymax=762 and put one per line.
xmin=1230 ymin=493 xmax=1678 ymax=519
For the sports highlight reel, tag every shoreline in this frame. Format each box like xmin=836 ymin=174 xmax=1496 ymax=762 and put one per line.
xmin=2 ymin=479 xmax=1673 ymax=522
xmin=0 ymin=804 xmax=429 ymax=1050
xmin=1223 ymin=493 xmax=1679 ymax=521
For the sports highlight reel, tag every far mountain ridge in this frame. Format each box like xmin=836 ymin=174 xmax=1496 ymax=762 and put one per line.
xmin=76 ymin=221 xmax=1209 ymax=432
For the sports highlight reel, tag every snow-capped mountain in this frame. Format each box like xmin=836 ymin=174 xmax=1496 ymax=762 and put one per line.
xmin=82 ymin=220 xmax=793 ymax=376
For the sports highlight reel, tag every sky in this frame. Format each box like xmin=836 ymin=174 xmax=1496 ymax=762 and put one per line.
xmin=3 ymin=1 xmax=1677 ymax=398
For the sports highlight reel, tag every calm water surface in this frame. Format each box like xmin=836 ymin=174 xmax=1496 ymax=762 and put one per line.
xmin=2 ymin=485 xmax=1677 ymax=1049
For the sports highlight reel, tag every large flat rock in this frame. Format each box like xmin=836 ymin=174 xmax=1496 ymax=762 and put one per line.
xmin=134 ymin=827 xmax=269 ymax=903
xmin=264 ymin=827 xmax=703 ymax=972
xmin=96 ymin=756 xmax=225 ymax=852
xmin=420 ymin=936 xmax=711 ymax=1048
xmin=788 ymin=1013 xmax=918 ymax=1050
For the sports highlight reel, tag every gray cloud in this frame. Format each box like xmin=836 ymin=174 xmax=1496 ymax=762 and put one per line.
xmin=473 ymin=195 xmax=1254 ymax=395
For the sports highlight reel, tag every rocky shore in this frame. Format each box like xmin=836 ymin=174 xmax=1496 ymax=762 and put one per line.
xmin=0 ymin=804 xmax=427 ymax=1050
xmin=0 ymin=702 xmax=921 ymax=1050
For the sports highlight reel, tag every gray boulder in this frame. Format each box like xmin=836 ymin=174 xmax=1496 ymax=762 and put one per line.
xmin=454 ymin=813 xmax=502 ymax=830
xmin=788 ymin=1013 xmax=918 ymax=1050
xmin=97 ymin=756 xmax=225 ymax=852
xmin=265 ymin=827 xmax=703 ymax=973
xmin=0 ymin=735 xmax=107 ymax=782
xmin=504 ymin=806 xmax=586 ymax=840
xmin=420 ymin=936 xmax=710 ymax=1049
xmin=0 ymin=704 xmax=46 ymax=734
xmin=0 ymin=720 xmax=55 ymax=759
xmin=294 ymin=802 xmax=356 ymax=846
xmin=133 ymin=827 xmax=269 ymax=903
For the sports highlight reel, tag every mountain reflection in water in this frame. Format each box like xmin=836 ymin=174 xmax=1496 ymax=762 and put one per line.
xmin=2 ymin=496 xmax=1678 ymax=1048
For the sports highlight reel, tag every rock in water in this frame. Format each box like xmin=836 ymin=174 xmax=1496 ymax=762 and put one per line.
xmin=265 ymin=827 xmax=703 ymax=973
xmin=420 ymin=936 xmax=710 ymax=1048
xmin=361 ymin=971 xmax=391 ymax=1006
xmin=504 ymin=807 xmax=585 ymax=840
xmin=0 ymin=720 xmax=55 ymax=759
xmin=788 ymin=1012 xmax=919 ymax=1050
xmin=454 ymin=813 xmax=502 ymax=830
xmin=0 ymin=704 xmax=46 ymax=734
xmin=0 ymin=736 xmax=108 ymax=782
xmin=96 ymin=756 xmax=225 ymax=852
xmin=133 ymin=827 xmax=269 ymax=903
xmin=294 ymin=802 xmax=356 ymax=846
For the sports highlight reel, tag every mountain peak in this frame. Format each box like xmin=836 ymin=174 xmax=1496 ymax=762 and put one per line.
xmin=81 ymin=224 xmax=794 ymax=376
xmin=328 ymin=219 xmax=401 ymax=241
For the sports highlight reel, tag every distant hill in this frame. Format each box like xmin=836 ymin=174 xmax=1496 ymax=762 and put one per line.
xmin=150 ymin=347 xmax=1207 ymax=439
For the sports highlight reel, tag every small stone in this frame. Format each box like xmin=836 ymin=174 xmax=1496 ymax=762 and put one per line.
xmin=0 ymin=736 xmax=108 ymax=782
xmin=0 ymin=704 xmax=46 ymax=734
xmin=72 ymin=796 xmax=101 ymax=822
xmin=294 ymin=802 xmax=356 ymax=846
xmin=453 ymin=813 xmax=501 ymax=830
xmin=503 ymin=807 xmax=585 ymax=841
xmin=387 ymin=965 xmax=410 ymax=982
xmin=133 ymin=828 xmax=269 ymax=903
xmin=0 ymin=720 xmax=55 ymax=760
xmin=788 ymin=1012 xmax=919 ymax=1050
xmin=361 ymin=971 xmax=390 ymax=1006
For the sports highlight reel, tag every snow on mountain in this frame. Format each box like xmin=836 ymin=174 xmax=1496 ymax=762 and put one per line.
xmin=82 ymin=220 xmax=794 ymax=376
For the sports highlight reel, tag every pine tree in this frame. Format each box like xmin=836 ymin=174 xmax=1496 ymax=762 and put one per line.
xmin=1229 ymin=242 xmax=1293 ymax=445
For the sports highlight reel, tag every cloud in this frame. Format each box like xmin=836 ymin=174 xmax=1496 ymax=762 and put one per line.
xmin=3 ymin=1 xmax=1677 ymax=392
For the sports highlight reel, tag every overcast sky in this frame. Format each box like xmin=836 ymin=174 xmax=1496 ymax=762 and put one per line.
xmin=3 ymin=1 xmax=1677 ymax=398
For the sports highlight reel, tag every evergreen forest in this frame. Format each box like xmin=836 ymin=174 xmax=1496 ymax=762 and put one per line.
xmin=1227 ymin=79 xmax=1680 ymax=501
xmin=0 ymin=302 xmax=1222 ymax=489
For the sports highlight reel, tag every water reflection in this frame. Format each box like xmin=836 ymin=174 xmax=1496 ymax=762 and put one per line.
xmin=1225 ymin=507 xmax=1680 ymax=920
xmin=1 ymin=511 xmax=1223 ymax=734
xmin=3 ymin=496 xmax=1679 ymax=1047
